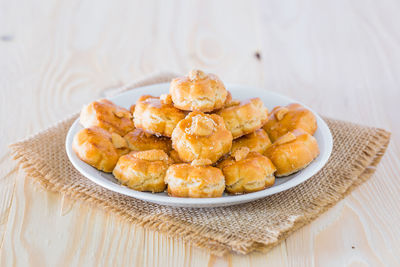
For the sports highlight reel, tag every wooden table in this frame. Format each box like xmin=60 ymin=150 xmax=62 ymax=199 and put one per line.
xmin=1 ymin=0 xmax=399 ymax=266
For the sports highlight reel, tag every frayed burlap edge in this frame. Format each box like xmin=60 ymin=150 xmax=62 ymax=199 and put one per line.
xmin=9 ymin=117 xmax=391 ymax=256
xmin=250 ymin=128 xmax=391 ymax=254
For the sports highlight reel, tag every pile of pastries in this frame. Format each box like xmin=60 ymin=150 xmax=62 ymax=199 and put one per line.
xmin=73 ymin=70 xmax=320 ymax=198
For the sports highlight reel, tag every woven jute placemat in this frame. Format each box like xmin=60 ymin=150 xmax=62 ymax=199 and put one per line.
xmin=10 ymin=73 xmax=391 ymax=256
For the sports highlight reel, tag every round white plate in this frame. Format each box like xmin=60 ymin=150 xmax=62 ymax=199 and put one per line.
xmin=66 ymin=83 xmax=333 ymax=208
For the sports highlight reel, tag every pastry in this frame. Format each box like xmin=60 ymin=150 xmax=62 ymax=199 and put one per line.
xmin=72 ymin=127 xmax=120 ymax=172
xmin=223 ymin=91 xmax=240 ymax=108
xmin=133 ymin=95 xmax=186 ymax=137
xmin=74 ymin=69 xmax=322 ymax=200
xmin=130 ymin=104 xmax=136 ymax=115
xmin=165 ymin=159 xmax=225 ymax=198
xmin=171 ymin=111 xmax=233 ymax=163
xmin=80 ymin=99 xmax=134 ymax=136
xmin=265 ymin=129 xmax=320 ymax=177
xmin=231 ymin=129 xmax=271 ymax=155
xmin=263 ymin=103 xmax=317 ymax=142
xmin=124 ymin=128 xmax=172 ymax=153
xmin=169 ymin=149 xmax=183 ymax=163
xmin=113 ymin=149 xmax=172 ymax=192
xmin=170 ymin=69 xmax=228 ymax=112
xmin=110 ymin=132 xmax=131 ymax=156
xmin=218 ymin=147 xmax=276 ymax=194
xmin=217 ymin=98 xmax=268 ymax=139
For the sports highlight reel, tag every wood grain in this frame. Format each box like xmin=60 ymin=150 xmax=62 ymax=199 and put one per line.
xmin=1 ymin=0 xmax=400 ymax=266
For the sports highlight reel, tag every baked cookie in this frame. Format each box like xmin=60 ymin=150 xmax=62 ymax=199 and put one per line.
xmin=265 ymin=129 xmax=319 ymax=177
xmin=165 ymin=159 xmax=225 ymax=198
xmin=72 ymin=127 xmax=120 ymax=173
xmin=124 ymin=128 xmax=172 ymax=153
xmin=113 ymin=149 xmax=172 ymax=192
xmin=263 ymin=103 xmax=317 ymax=142
xmin=231 ymin=129 xmax=272 ymax=155
xmin=133 ymin=95 xmax=186 ymax=137
xmin=170 ymin=69 xmax=228 ymax=112
xmin=171 ymin=111 xmax=233 ymax=163
xmin=80 ymin=99 xmax=134 ymax=136
xmin=217 ymin=98 xmax=268 ymax=139
xmin=218 ymin=147 xmax=276 ymax=194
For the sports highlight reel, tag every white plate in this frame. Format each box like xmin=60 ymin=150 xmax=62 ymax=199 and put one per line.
xmin=66 ymin=83 xmax=333 ymax=208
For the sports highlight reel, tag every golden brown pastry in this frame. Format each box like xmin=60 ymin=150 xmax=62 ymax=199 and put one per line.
xmin=133 ymin=95 xmax=186 ymax=137
xmin=170 ymin=69 xmax=228 ymax=112
xmin=169 ymin=150 xmax=183 ymax=163
xmin=80 ymin=99 xmax=134 ymax=136
xmin=265 ymin=129 xmax=319 ymax=177
xmin=231 ymin=129 xmax=272 ymax=155
xmin=165 ymin=159 xmax=225 ymax=198
xmin=72 ymin=127 xmax=120 ymax=172
xmin=110 ymin=132 xmax=131 ymax=156
xmin=113 ymin=149 xmax=172 ymax=192
xmin=171 ymin=111 xmax=233 ymax=163
xmin=218 ymin=147 xmax=276 ymax=194
xmin=217 ymin=98 xmax=268 ymax=139
xmin=124 ymin=129 xmax=172 ymax=153
xmin=263 ymin=103 xmax=317 ymax=142
xmin=223 ymin=91 xmax=240 ymax=108
xmin=130 ymin=104 xmax=136 ymax=115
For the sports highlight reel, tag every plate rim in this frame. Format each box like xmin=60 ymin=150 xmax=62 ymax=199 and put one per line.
xmin=65 ymin=82 xmax=333 ymax=207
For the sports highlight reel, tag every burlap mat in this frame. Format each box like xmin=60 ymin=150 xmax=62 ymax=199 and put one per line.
xmin=9 ymin=73 xmax=391 ymax=256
